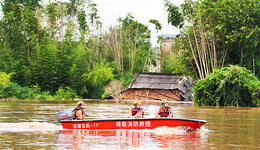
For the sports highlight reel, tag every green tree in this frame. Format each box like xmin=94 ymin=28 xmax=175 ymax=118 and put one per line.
xmin=149 ymin=19 xmax=162 ymax=32
xmin=103 ymin=13 xmax=152 ymax=74
xmin=199 ymin=0 xmax=259 ymax=76
xmin=0 ymin=0 xmax=41 ymax=85
xmin=86 ymin=63 xmax=114 ymax=98
xmin=0 ymin=72 xmax=12 ymax=86
xmin=193 ymin=65 xmax=260 ymax=107
xmin=164 ymin=0 xmax=259 ymax=79
xmin=164 ymin=0 xmax=184 ymax=29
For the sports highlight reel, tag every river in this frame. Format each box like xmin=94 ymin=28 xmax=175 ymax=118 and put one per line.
xmin=0 ymin=101 xmax=259 ymax=149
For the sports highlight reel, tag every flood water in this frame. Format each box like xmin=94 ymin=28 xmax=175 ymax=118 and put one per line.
xmin=0 ymin=101 xmax=259 ymax=150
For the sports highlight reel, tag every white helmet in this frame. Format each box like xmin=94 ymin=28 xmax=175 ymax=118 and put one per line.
xmin=77 ymin=101 xmax=85 ymax=107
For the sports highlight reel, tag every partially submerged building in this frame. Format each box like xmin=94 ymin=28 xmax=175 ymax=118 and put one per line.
xmin=105 ymin=73 xmax=193 ymax=102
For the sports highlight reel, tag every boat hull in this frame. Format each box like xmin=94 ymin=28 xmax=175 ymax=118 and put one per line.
xmin=60 ymin=118 xmax=207 ymax=130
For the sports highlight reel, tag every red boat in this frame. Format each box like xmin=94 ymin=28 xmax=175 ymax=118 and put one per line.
xmin=60 ymin=118 xmax=207 ymax=130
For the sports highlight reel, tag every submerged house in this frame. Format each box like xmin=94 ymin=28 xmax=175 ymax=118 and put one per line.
xmin=105 ymin=73 xmax=193 ymax=102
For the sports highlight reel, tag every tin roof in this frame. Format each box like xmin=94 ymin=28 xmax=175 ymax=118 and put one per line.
xmin=129 ymin=73 xmax=186 ymax=90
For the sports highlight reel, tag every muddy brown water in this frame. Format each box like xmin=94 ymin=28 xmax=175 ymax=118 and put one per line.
xmin=0 ymin=101 xmax=259 ymax=149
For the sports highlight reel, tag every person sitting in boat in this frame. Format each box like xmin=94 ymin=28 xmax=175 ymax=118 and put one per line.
xmin=73 ymin=101 xmax=86 ymax=120
xmin=155 ymin=99 xmax=173 ymax=118
xmin=128 ymin=100 xmax=144 ymax=118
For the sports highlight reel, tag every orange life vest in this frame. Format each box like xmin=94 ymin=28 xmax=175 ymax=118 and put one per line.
xmin=73 ymin=107 xmax=84 ymax=120
xmin=131 ymin=107 xmax=144 ymax=117
xmin=158 ymin=106 xmax=171 ymax=117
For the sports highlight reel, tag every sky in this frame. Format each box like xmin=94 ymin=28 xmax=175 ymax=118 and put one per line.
xmin=93 ymin=0 xmax=184 ymax=46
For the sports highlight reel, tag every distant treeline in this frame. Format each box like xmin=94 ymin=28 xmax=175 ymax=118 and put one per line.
xmin=0 ymin=0 xmax=259 ymax=100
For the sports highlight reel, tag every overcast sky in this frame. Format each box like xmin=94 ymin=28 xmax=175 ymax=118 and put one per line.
xmin=93 ymin=0 xmax=184 ymax=46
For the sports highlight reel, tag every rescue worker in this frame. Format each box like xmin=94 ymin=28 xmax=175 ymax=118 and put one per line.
xmin=128 ymin=100 xmax=144 ymax=118
xmin=155 ymin=99 xmax=173 ymax=118
xmin=73 ymin=101 xmax=86 ymax=120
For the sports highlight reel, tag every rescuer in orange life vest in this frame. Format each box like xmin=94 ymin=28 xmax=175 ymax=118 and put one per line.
xmin=73 ymin=101 xmax=86 ymax=120
xmin=155 ymin=99 xmax=173 ymax=118
xmin=128 ymin=100 xmax=144 ymax=118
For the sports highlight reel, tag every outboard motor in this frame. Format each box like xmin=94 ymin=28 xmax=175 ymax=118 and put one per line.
xmin=58 ymin=110 xmax=73 ymax=122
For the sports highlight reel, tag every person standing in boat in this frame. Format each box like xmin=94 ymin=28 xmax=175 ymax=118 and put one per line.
xmin=73 ymin=101 xmax=86 ymax=120
xmin=155 ymin=99 xmax=173 ymax=118
xmin=128 ymin=100 xmax=144 ymax=118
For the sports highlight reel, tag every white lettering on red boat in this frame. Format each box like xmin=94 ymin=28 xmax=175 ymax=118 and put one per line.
xmin=92 ymin=123 xmax=98 ymax=127
xmin=145 ymin=121 xmax=151 ymax=127
xmin=127 ymin=121 xmax=133 ymax=127
xmin=122 ymin=122 xmax=126 ymax=127
xmin=133 ymin=121 xmax=138 ymax=127
xmin=140 ymin=121 xmax=145 ymax=127
xmin=116 ymin=122 xmax=121 ymax=127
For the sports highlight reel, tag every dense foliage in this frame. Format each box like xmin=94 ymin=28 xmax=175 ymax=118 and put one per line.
xmin=193 ymin=66 xmax=260 ymax=107
xmin=0 ymin=1 xmax=153 ymax=100
xmin=162 ymin=0 xmax=259 ymax=80
xmin=0 ymin=72 xmax=76 ymax=100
